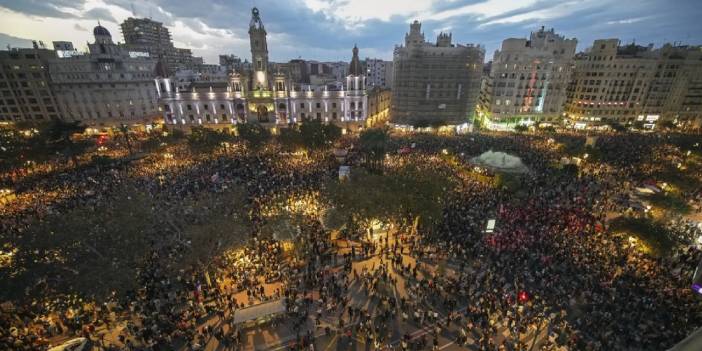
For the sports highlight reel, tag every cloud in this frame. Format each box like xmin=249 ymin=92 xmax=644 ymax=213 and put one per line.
xmin=302 ymin=0 xmax=436 ymax=27
xmin=0 ymin=0 xmax=700 ymax=64
xmin=606 ymin=17 xmax=650 ymax=25
xmin=0 ymin=32 xmax=34 ymax=49
xmin=426 ymin=0 xmax=539 ymax=21
xmin=83 ymin=7 xmax=118 ymax=23
xmin=0 ymin=0 xmax=85 ymax=18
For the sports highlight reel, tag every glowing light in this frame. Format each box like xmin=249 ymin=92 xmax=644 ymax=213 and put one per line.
xmin=518 ymin=290 xmax=529 ymax=303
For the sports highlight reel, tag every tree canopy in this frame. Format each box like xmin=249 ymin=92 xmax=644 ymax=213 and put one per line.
xmin=324 ymin=163 xmax=454 ymax=229
xmin=359 ymin=127 xmax=389 ymax=172
xmin=236 ymin=123 xmax=271 ymax=148
xmin=187 ymin=126 xmax=235 ymax=153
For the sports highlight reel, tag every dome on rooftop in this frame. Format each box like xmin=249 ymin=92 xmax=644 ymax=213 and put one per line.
xmin=93 ymin=25 xmax=111 ymax=37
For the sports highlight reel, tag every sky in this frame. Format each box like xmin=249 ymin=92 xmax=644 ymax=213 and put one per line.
xmin=0 ymin=0 xmax=700 ymax=64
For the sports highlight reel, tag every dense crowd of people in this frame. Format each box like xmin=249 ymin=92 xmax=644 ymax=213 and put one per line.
xmin=0 ymin=129 xmax=701 ymax=350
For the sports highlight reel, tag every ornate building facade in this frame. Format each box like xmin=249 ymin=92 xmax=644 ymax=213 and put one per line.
xmin=391 ymin=21 xmax=484 ymax=126
xmin=49 ymin=24 xmax=159 ymax=125
xmin=564 ymin=39 xmax=702 ymax=128
xmin=483 ymin=27 xmax=577 ymax=124
xmin=155 ymin=8 xmax=367 ymax=129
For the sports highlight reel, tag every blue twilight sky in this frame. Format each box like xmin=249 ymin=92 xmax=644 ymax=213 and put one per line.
xmin=0 ymin=0 xmax=700 ymax=64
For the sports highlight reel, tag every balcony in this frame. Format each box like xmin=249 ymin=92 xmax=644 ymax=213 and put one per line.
xmin=251 ymin=90 xmax=272 ymax=98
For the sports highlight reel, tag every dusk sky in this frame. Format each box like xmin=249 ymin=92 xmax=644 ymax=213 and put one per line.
xmin=0 ymin=0 xmax=700 ymax=64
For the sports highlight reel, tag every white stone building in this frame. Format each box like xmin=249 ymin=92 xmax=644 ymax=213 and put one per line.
xmin=155 ymin=8 xmax=367 ymax=130
xmin=565 ymin=39 xmax=702 ymax=128
xmin=365 ymin=58 xmax=393 ymax=89
xmin=486 ymin=27 xmax=577 ymax=123
xmin=49 ymin=24 xmax=159 ymax=126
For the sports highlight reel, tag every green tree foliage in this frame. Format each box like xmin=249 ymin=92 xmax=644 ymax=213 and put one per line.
xmin=609 ymin=217 xmax=675 ymax=257
xmin=116 ymin=123 xmax=133 ymax=155
xmin=540 ymin=125 xmax=556 ymax=133
xmin=300 ymin=120 xmax=342 ymax=149
xmin=0 ymin=188 xmax=154 ymax=300
xmin=514 ymin=124 xmax=528 ymax=133
xmin=411 ymin=119 xmax=431 ymax=129
xmin=187 ymin=126 xmax=234 ymax=153
xmin=0 ymin=128 xmax=37 ymax=172
xmin=607 ymin=121 xmax=627 ymax=132
xmin=659 ymin=120 xmax=676 ymax=130
xmin=42 ymin=120 xmax=89 ymax=165
xmin=359 ymin=127 xmax=389 ymax=172
xmin=494 ymin=172 xmax=522 ymax=193
xmin=278 ymin=126 xmax=304 ymax=151
xmin=143 ymin=128 xmax=186 ymax=152
xmin=429 ymin=119 xmax=446 ymax=129
xmin=324 ymin=164 xmax=454 ymax=229
xmin=236 ymin=123 xmax=271 ymax=148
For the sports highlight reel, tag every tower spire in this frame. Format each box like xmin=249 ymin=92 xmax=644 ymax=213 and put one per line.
xmin=249 ymin=7 xmax=269 ymax=90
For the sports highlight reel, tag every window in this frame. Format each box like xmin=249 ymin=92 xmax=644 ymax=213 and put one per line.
xmin=187 ymin=104 xmax=192 ymax=110
xmin=332 ymin=112 xmax=337 ymax=119
xmin=316 ymin=112 xmax=321 ymax=119
xmin=332 ymin=103 xmax=337 ymax=108
xmin=300 ymin=103 xmax=305 ymax=108
xmin=316 ymin=102 xmax=321 ymax=108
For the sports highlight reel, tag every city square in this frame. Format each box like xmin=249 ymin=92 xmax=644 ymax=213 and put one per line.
xmin=1 ymin=1 xmax=702 ymax=351
xmin=1 ymin=127 xmax=701 ymax=350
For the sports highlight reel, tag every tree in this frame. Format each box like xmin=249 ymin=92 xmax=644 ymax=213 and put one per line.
xmin=514 ymin=124 xmax=528 ymax=133
xmin=322 ymin=123 xmax=342 ymax=146
xmin=117 ymin=123 xmax=133 ymax=155
xmin=0 ymin=128 xmax=31 ymax=172
xmin=429 ymin=119 xmax=446 ymax=129
xmin=44 ymin=120 xmax=88 ymax=165
xmin=237 ymin=123 xmax=271 ymax=148
xmin=324 ymin=163 xmax=454 ymax=232
xmin=359 ymin=127 xmax=389 ymax=172
xmin=297 ymin=120 xmax=342 ymax=150
xmin=659 ymin=120 xmax=676 ymax=130
xmin=299 ymin=120 xmax=326 ymax=149
xmin=412 ymin=119 xmax=431 ymax=129
xmin=278 ymin=126 xmax=304 ymax=151
xmin=187 ymin=126 xmax=234 ymax=153
xmin=607 ymin=121 xmax=627 ymax=132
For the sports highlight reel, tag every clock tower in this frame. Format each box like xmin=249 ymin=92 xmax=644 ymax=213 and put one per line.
xmin=249 ymin=7 xmax=269 ymax=90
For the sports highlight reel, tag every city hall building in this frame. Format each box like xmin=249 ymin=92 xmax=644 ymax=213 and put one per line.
xmin=155 ymin=8 xmax=368 ymax=129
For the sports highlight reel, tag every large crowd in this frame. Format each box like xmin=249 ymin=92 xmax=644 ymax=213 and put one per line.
xmin=0 ymin=130 xmax=701 ymax=350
